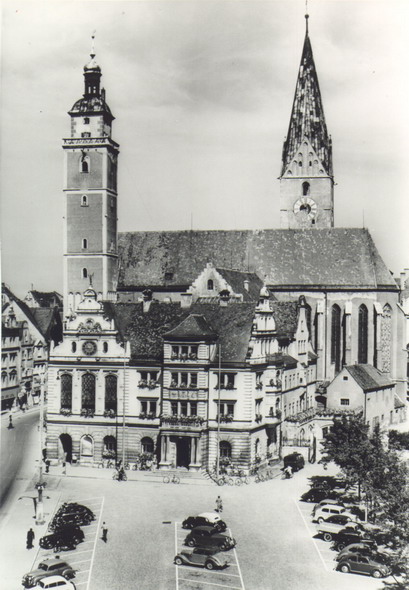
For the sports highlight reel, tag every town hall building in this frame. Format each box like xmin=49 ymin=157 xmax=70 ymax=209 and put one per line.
xmin=46 ymin=15 xmax=407 ymax=471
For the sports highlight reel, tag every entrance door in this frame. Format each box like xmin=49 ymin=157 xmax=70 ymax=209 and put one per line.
xmin=176 ymin=438 xmax=190 ymax=468
xmin=59 ymin=434 xmax=72 ymax=463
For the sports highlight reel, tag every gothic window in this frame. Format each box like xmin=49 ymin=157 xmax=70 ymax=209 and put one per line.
xmin=380 ymin=304 xmax=392 ymax=373
xmin=207 ymin=279 xmax=214 ymax=290
xmin=60 ymin=374 xmax=72 ymax=410
xmin=82 ymin=238 xmax=88 ymax=249
xmin=219 ymin=441 xmax=232 ymax=458
xmin=141 ymin=437 xmax=154 ymax=454
xmin=302 ymin=182 xmax=310 ymax=196
xmin=331 ymin=304 xmax=341 ymax=372
xmin=71 ymin=342 xmax=76 ymax=353
xmin=81 ymin=195 xmax=88 ymax=207
xmin=82 ymin=268 xmax=88 ymax=279
xmin=358 ymin=304 xmax=368 ymax=364
xmin=105 ymin=374 xmax=117 ymax=412
xmin=80 ymin=155 xmax=90 ymax=172
xmin=81 ymin=373 xmax=96 ymax=411
xmin=103 ymin=342 xmax=108 ymax=353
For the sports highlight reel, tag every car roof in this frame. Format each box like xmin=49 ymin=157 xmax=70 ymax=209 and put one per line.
xmin=191 ymin=526 xmax=215 ymax=532
xmin=198 ymin=512 xmax=221 ymax=521
xmin=39 ymin=559 xmax=67 ymax=566
xmin=40 ymin=575 xmax=69 ymax=582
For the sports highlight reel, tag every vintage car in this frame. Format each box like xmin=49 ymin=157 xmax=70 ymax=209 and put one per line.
xmin=182 ymin=513 xmax=227 ymax=532
xmin=39 ymin=526 xmax=84 ymax=551
xmin=337 ymin=554 xmax=391 ymax=578
xmin=184 ymin=526 xmax=236 ymax=550
xmin=22 ymin=559 xmax=76 ymax=588
xmin=174 ymin=547 xmax=229 ymax=570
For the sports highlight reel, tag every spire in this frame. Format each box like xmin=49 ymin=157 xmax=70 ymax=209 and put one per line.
xmin=83 ymin=31 xmax=102 ymax=97
xmin=281 ymin=15 xmax=332 ymax=177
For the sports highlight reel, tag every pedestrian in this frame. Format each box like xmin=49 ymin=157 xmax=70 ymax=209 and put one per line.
xmin=8 ymin=413 xmax=14 ymax=429
xmin=216 ymin=496 xmax=223 ymax=513
xmin=101 ymin=522 xmax=108 ymax=543
xmin=26 ymin=528 xmax=35 ymax=549
xmin=62 ymin=461 xmax=66 ymax=475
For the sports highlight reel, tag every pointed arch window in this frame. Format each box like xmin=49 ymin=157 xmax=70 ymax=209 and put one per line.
xmin=302 ymin=182 xmax=310 ymax=196
xmin=207 ymin=279 xmax=214 ymax=291
xmin=81 ymin=195 xmax=88 ymax=207
xmin=380 ymin=304 xmax=392 ymax=373
xmin=80 ymin=154 xmax=90 ymax=173
xmin=82 ymin=268 xmax=88 ymax=279
xmin=331 ymin=304 xmax=341 ymax=372
xmin=60 ymin=374 xmax=72 ymax=410
xmin=105 ymin=374 xmax=117 ymax=412
xmin=358 ymin=304 xmax=368 ymax=364
xmin=81 ymin=373 xmax=96 ymax=411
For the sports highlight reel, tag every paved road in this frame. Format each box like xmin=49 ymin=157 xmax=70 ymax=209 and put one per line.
xmin=0 ymin=408 xmax=39 ymax=511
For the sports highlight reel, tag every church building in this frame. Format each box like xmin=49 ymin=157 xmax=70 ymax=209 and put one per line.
xmin=46 ymin=15 xmax=406 ymax=470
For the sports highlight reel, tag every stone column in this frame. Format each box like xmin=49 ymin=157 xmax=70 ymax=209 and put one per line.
xmin=159 ymin=434 xmax=172 ymax=470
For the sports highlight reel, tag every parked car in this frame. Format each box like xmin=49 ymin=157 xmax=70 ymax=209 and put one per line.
xmin=318 ymin=517 xmax=360 ymax=542
xmin=50 ymin=510 xmax=92 ymax=530
xmin=182 ymin=513 xmax=227 ymax=532
xmin=332 ymin=529 xmax=373 ymax=551
xmin=337 ymin=554 xmax=391 ymax=578
xmin=336 ymin=541 xmax=378 ymax=561
xmin=313 ymin=504 xmax=356 ymax=523
xmin=283 ymin=452 xmax=305 ymax=472
xmin=56 ymin=503 xmax=94 ymax=521
xmin=345 ymin=504 xmax=366 ymax=522
xmin=39 ymin=526 xmax=85 ymax=551
xmin=301 ymin=488 xmax=339 ymax=503
xmin=36 ymin=576 xmax=76 ymax=590
xmin=312 ymin=499 xmax=345 ymax=517
xmin=174 ymin=547 xmax=229 ymax=570
xmin=184 ymin=526 xmax=236 ymax=551
xmin=22 ymin=559 xmax=76 ymax=588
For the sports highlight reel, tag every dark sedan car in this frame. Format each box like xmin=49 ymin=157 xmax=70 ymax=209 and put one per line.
xmin=332 ymin=528 xmax=373 ymax=551
xmin=182 ymin=515 xmax=227 ymax=532
xmin=336 ymin=541 xmax=378 ymax=561
xmin=40 ymin=526 xmax=84 ymax=551
xmin=50 ymin=510 xmax=92 ymax=530
xmin=337 ymin=554 xmax=391 ymax=578
xmin=56 ymin=503 xmax=94 ymax=521
xmin=184 ymin=526 xmax=236 ymax=550
xmin=300 ymin=488 xmax=338 ymax=503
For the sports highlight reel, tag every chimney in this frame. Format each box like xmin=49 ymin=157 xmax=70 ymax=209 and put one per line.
xmin=181 ymin=293 xmax=193 ymax=308
xmin=243 ymin=279 xmax=249 ymax=292
xmin=142 ymin=289 xmax=152 ymax=313
xmin=400 ymin=272 xmax=406 ymax=290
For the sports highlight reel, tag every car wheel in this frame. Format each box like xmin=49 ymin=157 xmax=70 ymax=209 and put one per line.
xmin=175 ymin=557 xmax=183 ymax=566
xmin=339 ymin=564 xmax=350 ymax=574
xmin=187 ymin=539 xmax=196 ymax=547
xmin=205 ymin=561 xmax=215 ymax=570
xmin=372 ymin=570 xmax=382 ymax=579
xmin=317 ymin=517 xmax=324 ymax=524
xmin=323 ymin=533 xmax=333 ymax=542
xmin=337 ymin=542 xmax=346 ymax=550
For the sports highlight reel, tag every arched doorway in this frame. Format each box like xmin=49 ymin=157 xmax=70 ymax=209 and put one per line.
xmin=176 ymin=437 xmax=190 ymax=468
xmin=80 ymin=435 xmax=94 ymax=461
xmin=59 ymin=433 xmax=72 ymax=463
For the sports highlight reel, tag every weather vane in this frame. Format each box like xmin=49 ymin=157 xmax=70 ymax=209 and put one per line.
xmin=91 ymin=30 xmax=96 ymax=57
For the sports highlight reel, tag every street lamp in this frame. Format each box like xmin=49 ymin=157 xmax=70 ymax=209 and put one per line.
xmin=35 ymin=367 xmax=47 ymax=525
xmin=215 ymin=344 xmax=222 ymax=480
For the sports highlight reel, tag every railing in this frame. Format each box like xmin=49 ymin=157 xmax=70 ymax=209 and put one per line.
xmin=282 ymin=437 xmax=311 ymax=447
xmin=160 ymin=415 xmax=206 ymax=429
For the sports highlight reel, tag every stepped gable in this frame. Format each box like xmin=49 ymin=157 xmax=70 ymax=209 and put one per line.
xmin=118 ymin=228 xmax=396 ymax=291
xmin=346 ymin=364 xmax=394 ymax=392
xmin=105 ymin=301 xmax=257 ymax=365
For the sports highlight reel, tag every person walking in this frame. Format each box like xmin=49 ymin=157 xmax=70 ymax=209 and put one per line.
xmin=101 ymin=522 xmax=108 ymax=543
xmin=62 ymin=461 xmax=66 ymax=475
xmin=26 ymin=528 xmax=35 ymax=549
xmin=8 ymin=413 xmax=14 ymax=429
xmin=216 ymin=496 xmax=223 ymax=513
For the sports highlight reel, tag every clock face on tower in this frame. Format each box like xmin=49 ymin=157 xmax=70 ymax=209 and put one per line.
xmin=82 ymin=340 xmax=97 ymax=356
xmin=293 ymin=197 xmax=317 ymax=220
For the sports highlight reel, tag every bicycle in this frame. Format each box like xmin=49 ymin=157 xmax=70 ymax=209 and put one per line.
xmin=235 ymin=476 xmax=250 ymax=485
xmin=218 ymin=475 xmax=234 ymax=486
xmin=163 ymin=474 xmax=180 ymax=484
xmin=113 ymin=470 xmax=127 ymax=481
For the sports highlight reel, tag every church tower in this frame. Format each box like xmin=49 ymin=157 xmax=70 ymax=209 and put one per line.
xmin=280 ymin=15 xmax=334 ymax=229
xmin=63 ymin=40 xmax=119 ymax=312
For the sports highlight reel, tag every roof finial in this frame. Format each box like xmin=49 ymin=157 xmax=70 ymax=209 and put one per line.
xmin=91 ymin=30 xmax=96 ymax=58
xmin=305 ymin=0 xmax=309 ymax=33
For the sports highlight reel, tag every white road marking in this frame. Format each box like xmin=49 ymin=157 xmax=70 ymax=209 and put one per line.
xmin=85 ymin=496 xmax=105 ymax=590
xmin=294 ymin=499 xmax=328 ymax=572
xmin=178 ymin=579 xmax=242 ymax=589
xmin=176 ymin=566 xmax=240 ymax=578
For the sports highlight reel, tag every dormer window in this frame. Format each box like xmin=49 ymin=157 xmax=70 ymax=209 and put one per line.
xmin=164 ymin=272 xmax=174 ymax=281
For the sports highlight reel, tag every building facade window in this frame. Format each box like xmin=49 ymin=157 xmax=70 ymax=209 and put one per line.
xmin=103 ymin=342 xmax=108 ymax=353
xmin=82 ymin=238 xmax=88 ymax=249
xmin=103 ymin=435 xmax=116 ymax=455
xmin=141 ymin=437 xmax=154 ymax=454
xmin=219 ymin=441 xmax=232 ymax=458
xmin=81 ymin=195 xmax=88 ymax=207
xmin=217 ymin=402 xmax=235 ymax=418
xmin=217 ymin=373 xmax=236 ymax=390
xmin=60 ymin=374 xmax=72 ymax=410
xmin=81 ymin=373 xmax=96 ymax=411
xmin=82 ymin=268 xmax=88 ymax=279
xmin=105 ymin=374 xmax=117 ymax=412
xmin=358 ymin=304 xmax=368 ymax=364
xmin=140 ymin=400 xmax=157 ymax=416
xmin=169 ymin=372 xmax=197 ymax=388
xmin=80 ymin=435 xmax=94 ymax=458
xmin=207 ymin=279 xmax=214 ymax=290
xmin=340 ymin=398 xmax=350 ymax=406
xmin=331 ymin=304 xmax=341 ymax=372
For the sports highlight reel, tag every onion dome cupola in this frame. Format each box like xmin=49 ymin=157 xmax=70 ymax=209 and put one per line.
xmin=68 ymin=36 xmax=114 ymax=138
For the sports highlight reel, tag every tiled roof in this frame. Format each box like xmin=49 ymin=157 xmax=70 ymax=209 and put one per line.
xmin=215 ymin=268 xmax=263 ymax=301
xmin=271 ymin=301 xmax=299 ymax=338
xmin=265 ymin=353 xmax=298 ymax=368
xmin=30 ymin=309 xmax=57 ymax=340
xmin=394 ymin=394 xmax=406 ymax=409
xmin=346 ymin=364 xmax=394 ymax=392
xmin=29 ymin=291 xmax=62 ymax=308
xmin=118 ymin=228 xmax=396 ymax=291
xmin=163 ymin=314 xmax=217 ymax=340
xmin=281 ymin=28 xmax=332 ymax=176
xmin=104 ymin=301 xmax=257 ymax=364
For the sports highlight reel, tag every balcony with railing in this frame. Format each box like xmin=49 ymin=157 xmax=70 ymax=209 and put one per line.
xmin=160 ymin=414 xmax=207 ymax=431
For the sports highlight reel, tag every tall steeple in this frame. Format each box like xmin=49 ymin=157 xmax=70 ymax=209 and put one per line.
xmin=62 ymin=36 xmax=119 ymax=313
xmin=279 ymin=14 xmax=334 ymax=229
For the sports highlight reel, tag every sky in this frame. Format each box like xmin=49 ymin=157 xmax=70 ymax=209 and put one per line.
xmin=1 ymin=0 xmax=409 ymax=298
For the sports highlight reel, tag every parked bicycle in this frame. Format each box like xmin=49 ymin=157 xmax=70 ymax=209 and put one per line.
xmin=218 ymin=475 xmax=234 ymax=486
xmin=235 ymin=475 xmax=250 ymax=486
xmin=163 ymin=474 xmax=180 ymax=484
xmin=113 ymin=469 xmax=127 ymax=481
